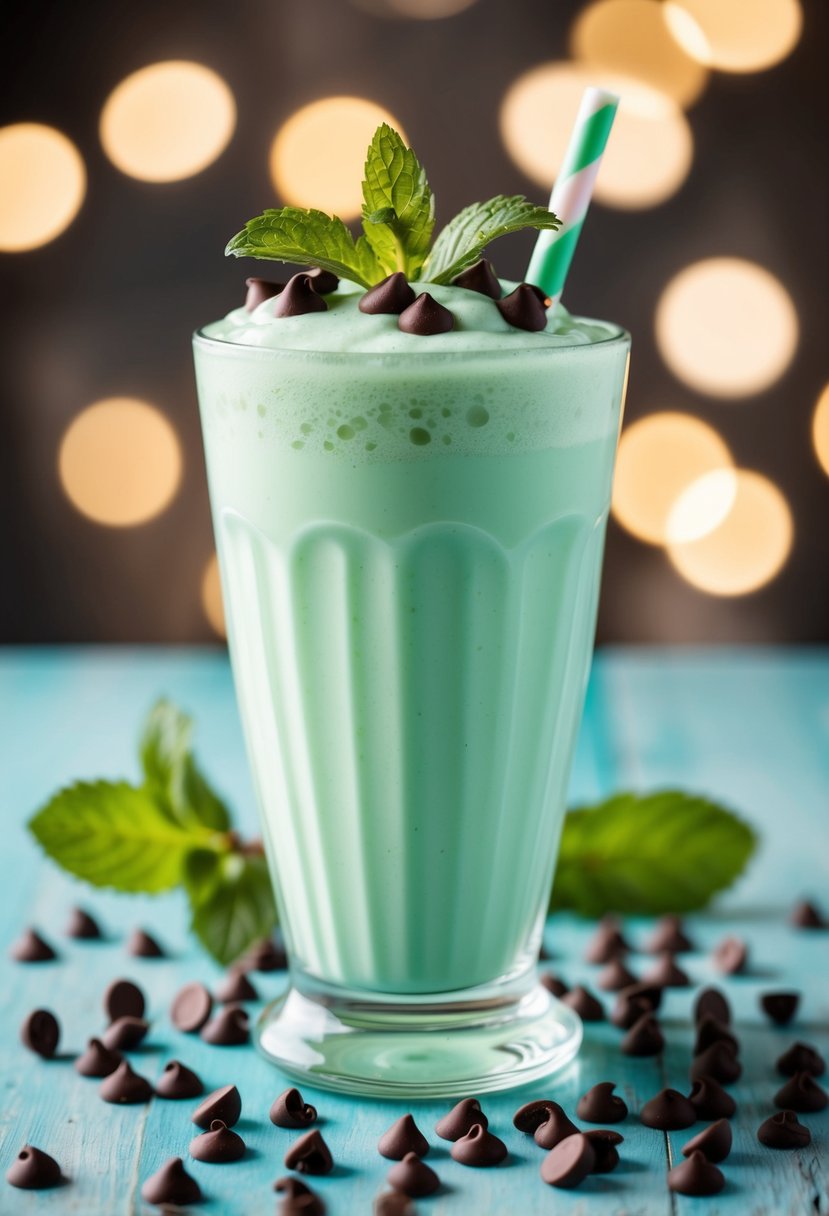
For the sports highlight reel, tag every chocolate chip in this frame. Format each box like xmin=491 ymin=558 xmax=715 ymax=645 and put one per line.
xmin=639 ymin=1088 xmax=697 ymax=1130
xmin=621 ymin=1012 xmax=664 ymax=1057
xmin=776 ymin=1041 xmax=825 ymax=1077
xmin=275 ymin=1176 xmax=327 ymax=1215
xmin=577 ymin=1081 xmax=628 ymax=1123
xmin=100 ymin=1060 xmax=153 ymax=1104
xmin=513 ymin=1099 xmax=573 ymax=1136
xmin=242 ymin=936 xmax=287 ymax=972
xmin=497 ymin=283 xmax=548 ymax=332
xmin=711 ymin=935 xmax=748 ymax=974
xmin=688 ymin=1077 xmax=736 ymax=1120
xmin=378 ymin=1114 xmax=429 ymax=1160
xmin=274 ymin=273 xmax=328 ymax=318
xmin=693 ymin=1014 xmax=739 ymax=1055
xmin=386 ymin=1151 xmax=440 ymax=1197
xmin=74 ymin=1037 xmax=121 ymax=1078
xmin=155 ymin=1060 xmax=203 ymax=1099
xmin=644 ymin=915 xmax=694 ymax=953
xmin=540 ymin=1133 xmax=596 ymax=1188
xmin=398 ymin=292 xmax=454 ymax=335
xmin=171 ymin=981 xmax=213 ymax=1032
xmin=540 ymin=972 xmax=568 ymax=998
xmin=584 ymin=915 xmax=629 ymax=963
xmin=245 ymin=277 xmax=284 ymax=311
xmin=65 ymin=907 xmax=102 ymax=939
xmin=452 ymin=259 xmax=502 ymax=299
xmin=126 ymin=928 xmax=165 ymax=958
xmin=193 ymin=1083 xmax=241 ymax=1128
xmin=216 ymin=969 xmax=258 ymax=1003
xmin=789 ymin=899 xmax=825 ymax=929
xmin=306 ymin=267 xmax=339 ymax=295
xmin=450 ymin=1123 xmax=507 ymax=1167
xmin=190 ymin=1118 xmax=246 ymax=1163
xmin=760 ymin=991 xmax=800 ymax=1026
xmin=584 ymin=1129 xmax=623 ymax=1173
xmin=140 ymin=1157 xmax=202 ymax=1207
xmin=668 ymin=1149 xmax=724 ymax=1195
xmin=359 ymin=272 xmax=416 ymax=315
xmin=597 ymin=958 xmax=637 ymax=991
xmin=620 ymin=981 xmax=663 ymax=1012
xmin=270 ymin=1087 xmax=318 ymax=1129
xmin=773 ymin=1070 xmax=828 ymax=1112
xmin=6 ymin=1145 xmax=62 ymax=1190
xmin=693 ymin=986 xmax=731 ymax=1026
xmin=103 ymin=978 xmax=145 ymax=1022
xmin=373 ymin=1191 xmax=413 ymax=1216
xmin=284 ymin=1130 xmax=334 ymax=1175
xmin=10 ymin=928 xmax=56 ymax=962
xmin=561 ymin=985 xmax=604 ymax=1021
xmin=682 ymin=1118 xmax=733 ymax=1163
xmin=643 ymin=951 xmax=690 ymax=987
xmin=757 ymin=1109 xmax=812 ymax=1148
xmin=691 ymin=1041 xmax=742 ymax=1084
xmin=201 ymin=1003 xmax=249 ymax=1045
xmin=102 ymin=1016 xmax=149 ymax=1051
xmin=611 ymin=992 xmax=654 ymax=1030
xmin=20 ymin=1009 xmax=59 ymax=1058
xmin=534 ymin=1105 xmax=581 ymax=1150
xmin=435 ymin=1097 xmax=487 ymax=1140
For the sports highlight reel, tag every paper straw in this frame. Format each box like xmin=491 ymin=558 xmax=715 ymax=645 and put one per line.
xmin=526 ymin=86 xmax=619 ymax=306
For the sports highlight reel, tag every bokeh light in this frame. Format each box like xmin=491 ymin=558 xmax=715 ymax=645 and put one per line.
xmin=353 ymin=0 xmax=479 ymax=15
xmin=0 ymin=124 xmax=86 ymax=252
xmin=59 ymin=398 xmax=181 ymax=526
xmin=666 ymin=468 xmax=738 ymax=544
xmin=656 ymin=258 xmax=798 ymax=398
xmin=667 ymin=470 xmax=793 ymax=595
xmin=270 ymin=97 xmax=405 ymax=219
xmin=100 ymin=61 xmax=235 ymax=182
xmin=500 ymin=62 xmax=693 ymax=209
xmin=612 ymin=412 xmax=732 ymax=545
xmin=201 ymin=554 xmax=226 ymax=637
xmin=665 ymin=0 xmax=802 ymax=73
xmin=813 ymin=384 xmax=829 ymax=478
xmin=571 ymin=0 xmax=708 ymax=109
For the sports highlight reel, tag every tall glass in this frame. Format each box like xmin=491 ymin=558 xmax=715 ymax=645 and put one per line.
xmin=194 ymin=323 xmax=629 ymax=1096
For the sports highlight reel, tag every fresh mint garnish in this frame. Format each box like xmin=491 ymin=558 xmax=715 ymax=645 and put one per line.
xmin=361 ymin=124 xmax=435 ymax=279
xmin=225 ymin=207 xmax=382 ymax=289
xmin=141 ymin=699 xmax=231 ymax=833
xmin=424 ymin=195 xmax=561 ymax=284
xmin=185 ymin=849 xmax=277 ymax=966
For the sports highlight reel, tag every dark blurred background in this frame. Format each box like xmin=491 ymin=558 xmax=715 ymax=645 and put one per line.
xmin=1 ymin=0 xmax=827 ymax=644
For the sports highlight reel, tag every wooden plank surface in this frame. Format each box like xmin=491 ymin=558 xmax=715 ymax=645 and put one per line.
xmin=0 ymin=647 xmax=827 ymax=1215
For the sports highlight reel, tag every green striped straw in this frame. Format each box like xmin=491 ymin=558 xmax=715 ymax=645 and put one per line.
xmin=526 ymin=86 xmax=619 ymax=306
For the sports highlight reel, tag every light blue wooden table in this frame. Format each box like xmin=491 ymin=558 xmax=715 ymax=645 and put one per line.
xmin=1 ymin=648 xmax=827 ymax=1214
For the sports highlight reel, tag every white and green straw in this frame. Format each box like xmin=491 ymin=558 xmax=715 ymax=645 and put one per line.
xmin=526 ymin=86 xmax=619 ymax=306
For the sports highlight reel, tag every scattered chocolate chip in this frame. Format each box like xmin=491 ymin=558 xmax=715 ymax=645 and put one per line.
xmin=284 ymin=1130 xmax=334 ymax=1175
xmin=611 ymin=992 xmax=654 ymax=1030
xmin=644 ymin=914 xmax=694 ymax=953
xmin=668 ymin=1149 xmax=724 ymax=1195
xmin=435 ymin=1097 xmax=487 ymax=1141
xmin=584 ymin=1129 xmax=623 ymax=1173
xmin=245 ymin=277 xmax=284 ymax=311
xmin=102 ymin=1016 xmax=149 ymax=1051
xmin=757 ymin=1109 xmax=812 ymax=1149
xmin=774 ymin=1071 xmax=828 ymax=1112
xmin=450 ymin=1123 xmax=507 ymax=1167
xmin=275 ymin=1175 xmax=327 ymax=1215
xmin=65 ymin=907 xmax=102 ymax=939
xmin=386 ymin=1151 xmax=439 ymax=1197
xmin=171 ymin=981 xmax=213 ymax=1032
xmin=127 ymin=928 xmax=165 ymax=958
xmin=621 ymin=1012 xmax=664 ymax=1057
xmin=373 ymin=1191 xmax=413 ymax=1216
xmin=597 ymin=958 xmax=637 ymax=991
xmin=10 ymin=928 xmax=56 ymax=962
xmin=6 ymin=1145 xmax=62 ymax=1190
xmin=378 ymin=1114 xmax=429 ymax=1160
xmin=789 ymin=899 xmax=826 ymax=929
xmin=100 ymin=1060 xmax=153 ymax=1104
xmin=104 ymin=978 xmax=145 ymax=1022
xmin=155 ymin=1060 xmax=203 ymax=1099
xmin=306 ymin=267 xmax=339 ymax=295
xmin=216 ymin=968 xmax=259 ymax=1003
xmin=760 ymin=991 xmax=800 ymax=1026
xmin=534 ymin=1106 xmax=581 ymax=1150
xmin=691 ymin=1041 xmax=742 ymax=1084
xmin=190 ymin=1118 xmax=246 ymax=1163
xmin=274 ymin=273 xmax=328 ymax=318
xmin=242 ymin=937 xmax=287 ymax=972
xmin=776 ymin=1041 xmax=825 ymax=1077
xmin=682 ymin=1118 xmax=733 ymax=1163
xmin=643 ymin=951 xmax=690 ymax=988
xmin=74 ymin=1037 xmax=121 ymax=1078
xmin=359 ymin=272 xmax=417 ymax=315
xmin=640 ymin=1088 xmax=697 ymax=1130
xmin=688 ymin=1076 xmax=736 ymax=1120
xmin=20 ymin=1009 xmax=59 ymax=1058
xmin=561 ymin=985 xmax=604 ymax=1021
xmin=513 ymin=1099 xmax=573 ymax=1137
xmin=201 ymin=1003 xmax=249 ymax=1046
xmin=398 ymin=292 xmax=454 ymax=335
xmin=540 ymin=1133 xmax=596 ymax=1188
xmin=577 ymin=1081 xmax=628 ymax=1123
xmin=583 ymin=915 xmax=629 ymax=963
xmin=693 ymin=1014 xmax=739 ymax=1055
xmin=540 ymin=972 xmax=568 ymax=998
xmin=270 ymin=1086 xmax=318 ymax=1129
xmin=141 ymin=1157 xmax=202 ymax=1207
xmin=620 ymin=981 xmax=663 ymax=1012
xmin=452 ymin=259 xmax=502 ymax=299
xmin=711 ymin=935 xmax=748 ymax=974
xmin=693 ymin=986 xmax=731 ymax=1026
xmin=497 ymin=283 xmax=548 ymax=332
xmin=193 ymin=1084 xmax=242 ymax=1129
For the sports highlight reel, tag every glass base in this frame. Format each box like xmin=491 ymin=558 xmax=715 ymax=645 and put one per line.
xmin=255 ymin=967 xmax=582 ymax=1099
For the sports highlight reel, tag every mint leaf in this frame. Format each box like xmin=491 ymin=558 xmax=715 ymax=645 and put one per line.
xmin=425 ymin=195 xmax=560 ymax=284
xmin=140 ymin=700 xmax=230 ymax=832
xmin=361 ymin=124 xmax=435 ymax=279
xmin=225 ymin=207 xmax=382 ymax=288
xmin=551 ymin=792 xmax=757 ymax=917
xmin=186 ymin=850 xmax=277 ymax=966
xmin=28 ymin=781 xmax=216 ymax=893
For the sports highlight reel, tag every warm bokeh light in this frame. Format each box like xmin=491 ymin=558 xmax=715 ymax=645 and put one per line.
xmin=386 ymin=0 xmax=479 ymax=15
xmin=571 ymin=0 xmax=708 ymax=109
xmin=813 ymin=384 xmax=829 ymax=478
xmin=100 ymin=61 xmax=235 ymax=182
xmin=201 ymin=554 xmax=226 ymax=637
xmin=59 ymin=398 xmax=181 ymax=526
xmin=0 ymin=124 xmax=86 ymax=252
xmin=500 ymin=62 xmax=693 ymax=209
xmin=668 ymin=470 xmax=793 ymax=596
xmin=665 ymin=468 xmax=738 ymax=544
xmin=656 ymin=258 xmax=798 ymax=398
xmin=665 ymin=0 xmax=802 ymax=73
xmin=270 ymin=97 xmax=405 ymax=219
xmin=612 ymin=412 xmax=732 ymax=545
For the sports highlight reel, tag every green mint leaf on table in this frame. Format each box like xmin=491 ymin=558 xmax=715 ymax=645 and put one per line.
xmin=185 ymin=850 xmax=277 ymax=966
xmin=225 ymin=207 xmax=382 ymax=289
xmin=424 ymin=195 xmax=560 ymax=284
xmin=551 ymin=791 xmax=758 ymax=917
xmin=140 ymin=699 xmax=231 ymax=832
xmin=360 ymin=124 xmax=435 ymax=279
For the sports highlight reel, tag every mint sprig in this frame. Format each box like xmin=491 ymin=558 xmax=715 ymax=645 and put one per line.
xmin=226 ymin=207 xmax=382 ymax=289
xmin=361 ymin=124 xmax=435 ymax=279
xmin=424 ymin=195 xmax=560 ymax=284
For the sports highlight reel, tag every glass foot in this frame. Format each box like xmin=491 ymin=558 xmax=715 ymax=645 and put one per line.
xmin=255 ymin=969 xmax=582 ymax=1099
